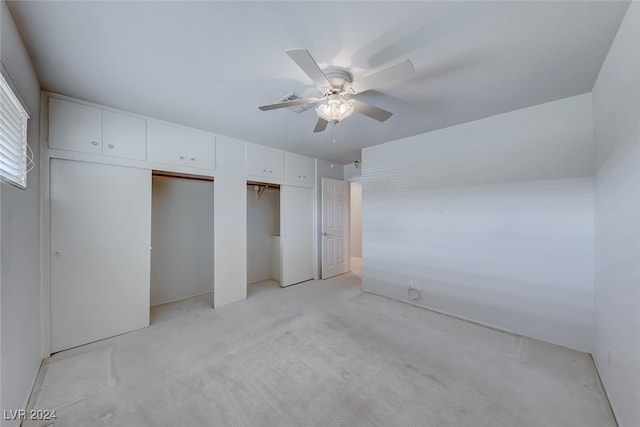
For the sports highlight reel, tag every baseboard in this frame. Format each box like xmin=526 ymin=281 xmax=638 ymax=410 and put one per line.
xmin=591 ymin=355 xmax=621 ymax=426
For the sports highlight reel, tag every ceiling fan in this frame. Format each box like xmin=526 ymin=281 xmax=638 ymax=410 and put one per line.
xmin=259 ymin=49 xmax=415 ymax=133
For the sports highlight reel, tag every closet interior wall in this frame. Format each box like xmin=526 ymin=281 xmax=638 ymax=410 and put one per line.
xmin=247 ymin=184 xmax=280 ymax=284
xmin=150 ymin=174 xmax=214 ymax=306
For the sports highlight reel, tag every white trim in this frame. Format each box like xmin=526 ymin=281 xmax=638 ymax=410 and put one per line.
xmin=39 ymin=93 xmax=51 ymax=357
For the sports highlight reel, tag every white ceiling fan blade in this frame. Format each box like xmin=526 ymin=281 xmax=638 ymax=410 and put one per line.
xmin=313 ymin=118 xmax=329 ymax=133
xmin=286 ymin=49 xmax=332 ymax=89
xmin=258 ymin=97 xmax=321 ymax=111
xmin=347 ymin=60 xmax=415 ymax=94
xmin=353 ymin=100 xmax=393 ymax=122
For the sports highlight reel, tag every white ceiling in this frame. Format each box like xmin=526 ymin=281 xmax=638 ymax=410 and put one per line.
xmin=7 ymin=1 xmax=630 ymax=164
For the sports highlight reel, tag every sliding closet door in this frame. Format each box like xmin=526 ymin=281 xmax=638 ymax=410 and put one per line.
xmin=50 ymin=159 xmax=151 ymax=352
xmin=280 ymin=185 xmax=314 ymax=287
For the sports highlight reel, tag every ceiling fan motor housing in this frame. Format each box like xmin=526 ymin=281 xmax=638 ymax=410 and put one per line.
xmin=321 ymin=68 xmax=353 ymax=93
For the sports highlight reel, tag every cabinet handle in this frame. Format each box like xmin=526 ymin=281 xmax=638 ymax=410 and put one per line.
xmin=179 ymin=156 xmax=184 ymax=160
xmin=269 ymin=170 xmax=272 ymax=173
xmin=107 ymin=144 xmax=114 ymax=149
xmin=190 ymin=157 xmax=195 ymax=161
xmin=91 ymin=141 xmax=98 ymax=146
xmin=263 ymin=169 xmax=267 ymax=172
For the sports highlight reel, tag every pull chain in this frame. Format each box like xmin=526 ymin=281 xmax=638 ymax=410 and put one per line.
xmin=331 ymin=120 xmax=336 ymax=144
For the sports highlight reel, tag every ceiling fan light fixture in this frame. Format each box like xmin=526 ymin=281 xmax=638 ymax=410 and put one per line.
xmin=315 ymin=94 xmax=355 ymax=122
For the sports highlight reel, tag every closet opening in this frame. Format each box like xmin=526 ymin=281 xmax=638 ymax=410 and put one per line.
xmin=150 ymin=171 xmax=215 ymax=317
xmin=247 ymin=181 xmax=281 ymax=297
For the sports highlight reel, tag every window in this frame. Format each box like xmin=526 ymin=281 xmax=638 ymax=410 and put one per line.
xmin=0 ymin=71 xmax=30 ymax=189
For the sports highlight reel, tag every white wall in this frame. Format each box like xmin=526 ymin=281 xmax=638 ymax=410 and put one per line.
xmin=362 ymin=93 xmax=594 ymax=352
xmin=213 ymin=136 xmax=247 ymax=307
xmin=247 ymin=185 xmax=279 ymax=283
xmin=0 ymin=2 xmax=42 ymax=426
xmin=592 ymin=4 xmax=640 ymax=426
xmin=343 ymin=162 xmax=361 ymax=182
xmin=349 ymin=181 xmax=362 ymax=259
xmin=316 ymin=159 xmax=344 ymax=278
xmin=151 ymin=175 xmax=214 ymax=306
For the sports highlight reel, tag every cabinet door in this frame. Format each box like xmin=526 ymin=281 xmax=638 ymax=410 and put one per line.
xmin=49 ymin=97 xmax=102 ymax=154
xmin=247 ymin=145 xmax=285 ymax=179
xmin=103 ymin=111 xmax=147 ymax=160
xmin=50 ymin=159 xmax=151 ymax=352
xmin=186 ymin=129 xmax=216 ymax=170
xmin=246 ymin=144 xmax=269 ymax=177
xmin=147 ymin=122 xmax=186 ymax=165
xmin=285 ymin=153 xmax=314 ymax=184
xmin=267 ymin=149 xmax=285 ymax=180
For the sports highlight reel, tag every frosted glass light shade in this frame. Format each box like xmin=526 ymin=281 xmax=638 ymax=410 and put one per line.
xmin=315 ymin=94 xmax=355 ymax=122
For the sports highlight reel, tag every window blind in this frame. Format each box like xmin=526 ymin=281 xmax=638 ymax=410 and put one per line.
xmin=0 ymin=72 xmax=29 ymax=189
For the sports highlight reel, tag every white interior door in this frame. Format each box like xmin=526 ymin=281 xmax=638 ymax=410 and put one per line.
xmin=321 ymin=178 xmax=349 ymax=279
xmin=50 ymin=159 xmax=151 ymax=352
xmin=280 ymin=185 xmax=314 ymax=287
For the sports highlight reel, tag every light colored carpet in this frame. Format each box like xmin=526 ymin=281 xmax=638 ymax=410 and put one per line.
xmin=33 ymin=346 xmax=116 ymax=410
xmin=25 ymin=272 xmax=615 ymax=426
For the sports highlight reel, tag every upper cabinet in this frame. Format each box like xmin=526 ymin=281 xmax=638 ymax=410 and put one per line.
xmin=102 ymin=111 xmax=146 ymax=160
xmin=186 ymin=129 xmax=216 ymax=170
xmin=247 ymin=144 xmax=284 ymax=180
xmin=48 ymin=97 xmax=146 ymax=160
xmin=285 ymin=153 xmax=315 ymax=185
xmin=147 ymin=122 xmax=216 ymax=171
xmin=49 ymin=98 xmax=102 ymax=154
xmin=47 ymin=95 xmax=313 ymax=183
xmin=147 ymin=122 xmax=185 ymax=165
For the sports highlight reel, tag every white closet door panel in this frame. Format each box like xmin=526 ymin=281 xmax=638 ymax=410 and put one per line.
xmin=50 ymin=159 xmax=151 ymax=352
xmin=103 ymin=110 xmax=147 ymax=160
xmin=280 ymin=185 xmax=314 ymax=287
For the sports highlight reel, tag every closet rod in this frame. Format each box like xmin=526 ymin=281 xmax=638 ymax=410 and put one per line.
xmin=152 ymin=171 xmax=214 ymax=182
xmin=246 ymin=181 xmax=280 ymax=188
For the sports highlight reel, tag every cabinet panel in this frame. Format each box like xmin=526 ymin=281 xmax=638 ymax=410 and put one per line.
xmin=103 ymin=111 xmax=147 ymax=160
xmin=268 ymin=149 xmax=285 ymax=180
xmin=49 ymin=97 xmax=102 ymax=154
xmin=147 ymin=122 xmax=186 ymax=165
xmin=247 ymin=144 xmax=268 ymax=176
xmin=247 ymin=144 xmax=284 ymax=179
xmin=285 ymin=153 xmax=314 ymax=184
xmin=186 ymin=129 xmax=216 ymax=170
